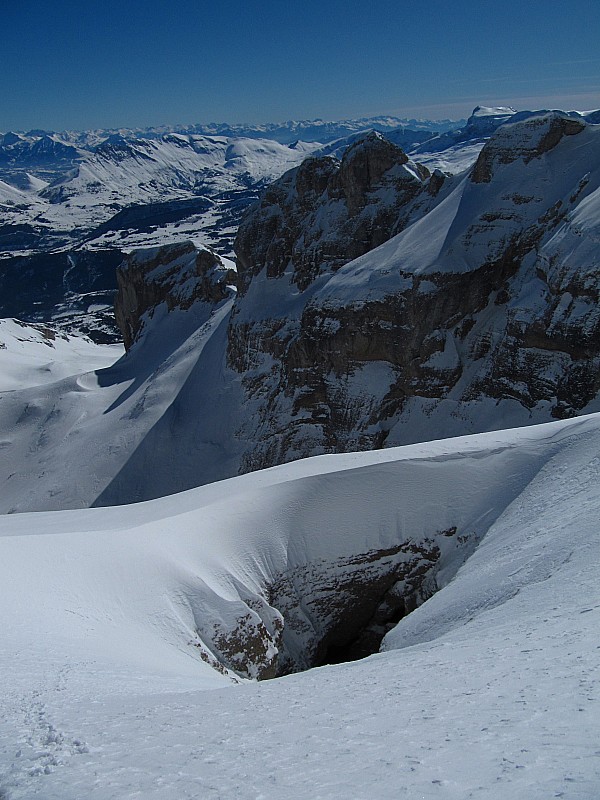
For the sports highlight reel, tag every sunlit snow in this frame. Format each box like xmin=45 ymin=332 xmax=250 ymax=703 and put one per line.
xmin=0 ymin=413 xmax=599 ymax=798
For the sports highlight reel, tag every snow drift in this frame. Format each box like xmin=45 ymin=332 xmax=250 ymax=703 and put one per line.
xmin=1 ymin=413 xmax=599 ymax=797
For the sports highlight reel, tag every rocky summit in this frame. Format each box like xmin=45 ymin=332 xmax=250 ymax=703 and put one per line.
xmin=114 ymin=241 xmax=236 ymax=350
xmin=235 ymin=131 xmax=436 ymax=292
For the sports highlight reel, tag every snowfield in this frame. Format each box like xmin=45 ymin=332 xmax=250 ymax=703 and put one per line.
xmin=0 ymin=318 xmax=122 ymax=392
xmin=1 ymin=412 xmax=599 ymax=798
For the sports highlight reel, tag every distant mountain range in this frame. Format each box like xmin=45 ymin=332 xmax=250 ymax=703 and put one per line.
xmin=0 ymin=114 xmax=466 ymax=341
xmin=1 ymin=114 xmax=464 ymax=150
xmin=1 ymin=106 xmax=598 ymax=343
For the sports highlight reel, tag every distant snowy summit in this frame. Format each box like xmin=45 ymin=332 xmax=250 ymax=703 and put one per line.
xmin=0 ymin=114 xmax=463 ymax=151
xmin=413 ymin=104 xmax=600 ymax=156
xmin=165 ymin=115 xmax=463 ymax=144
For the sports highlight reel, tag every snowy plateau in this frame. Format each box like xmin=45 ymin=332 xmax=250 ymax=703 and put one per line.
xmin=0 ymin=108 xmax=600 ymax=799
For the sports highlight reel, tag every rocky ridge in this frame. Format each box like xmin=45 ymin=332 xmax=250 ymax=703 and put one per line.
xmin=235 ymin=131 xmax=440 ymax=292
xmin=1 ymin=110 xmax=600 ymax=514
xmin=209 ymin=113 xmax=595 ymax=473
xmin=110 ymin=111 xmax=600 ymax=493
xmin=114 ymin=241 xmax=236 ymax=350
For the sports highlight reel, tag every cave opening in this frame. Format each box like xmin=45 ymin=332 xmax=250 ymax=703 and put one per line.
xmin=265 ymin=551 xmax=445 ymax=678
xmin=207 ymin=531 xmax=473 ymax=682
xmin=318 ymin=603 xmax=407 ymax=666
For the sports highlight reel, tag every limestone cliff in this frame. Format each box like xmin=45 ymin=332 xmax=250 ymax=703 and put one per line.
xmin=227 ymin=113 xmax=600 ymax=470
xmin=235 ymin=131 xmax=439 ymax=292
xmin=109 ymin=114 xmax=600 ymax=495
xmin=114 ymin=241 xmax=236 ymax=349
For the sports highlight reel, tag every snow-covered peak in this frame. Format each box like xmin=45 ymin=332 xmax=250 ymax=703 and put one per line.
xmin=471 ymin=105 xmax=517 ymax=117
xmin=1 ymin=131 xmax=25 ymax=147
xmin=471 ymin=111 xmax=587 ymax=183
xmin=464 ymin=105 xmax=518 ymax=136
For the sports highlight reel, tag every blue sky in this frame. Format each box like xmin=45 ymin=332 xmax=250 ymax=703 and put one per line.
xmin=3 ymin=0 xmax=600 ymax=131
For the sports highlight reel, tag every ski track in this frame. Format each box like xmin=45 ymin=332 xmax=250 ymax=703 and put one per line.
xmin=1 ymin=594 xmax=598 ymax=800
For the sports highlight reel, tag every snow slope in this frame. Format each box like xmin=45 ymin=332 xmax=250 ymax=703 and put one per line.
xmin=320 ymin=114 xmax=600 ymax=298
xmin=0 ymin=413 xmax=599 ymax=798
xmin=0 ymin=319 xmax=122 ymax=391
xmin=0 ymin=297 xmax=238 ymax=512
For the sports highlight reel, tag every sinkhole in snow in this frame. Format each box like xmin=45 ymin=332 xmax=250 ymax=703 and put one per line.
xmin=266 ymin=540 xmax=445 ymax=677
xmin=207 ymin=528 xmax=472 ymax=681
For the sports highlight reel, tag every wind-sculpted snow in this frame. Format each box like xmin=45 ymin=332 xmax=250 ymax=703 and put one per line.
xmin=0 ymin=318 xmax=122 ymax=391
xmin=0 ymin=414 xmax=599 ymax=798
xmin=0 ymin=296 xmax=239 ymax=513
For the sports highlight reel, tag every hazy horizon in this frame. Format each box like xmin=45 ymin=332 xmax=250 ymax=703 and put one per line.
xmin=3 ymin=0 xmax=599 ymax=131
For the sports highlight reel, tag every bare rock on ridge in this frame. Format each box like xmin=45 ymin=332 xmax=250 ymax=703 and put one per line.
xmin=114 ymin=240 xmax=237 ymax=349
xmin=471 ymin=112 xmax=586 ymax=183
xmin=227 ymin=112 xmax=600 ymax=472
xmin=235 ymin=131 xmax=435 ymax=292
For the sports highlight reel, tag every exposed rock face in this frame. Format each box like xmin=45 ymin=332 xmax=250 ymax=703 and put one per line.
xmin=114 ymin=241 xmax=237 ymax=349
xmin=267 ymin=537 xmax=449 ymax=673
xmin=226 ymin=113 xmax=600 ymax=471
xmin=235 ymin=131 xmax=436 ymax=292
xmin=471 ymin=113 xmax=586 ymax=183
xmin=193 ymin=526 xmax=473 ymax=680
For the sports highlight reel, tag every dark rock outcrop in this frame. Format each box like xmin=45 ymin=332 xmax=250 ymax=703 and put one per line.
xmin=235 ymin=131 xmax=437 ymax=292
xmin=114 ymin=241 xmax=236 ymax=349
xmin=225 ymin=113 xmax=600 ymax=470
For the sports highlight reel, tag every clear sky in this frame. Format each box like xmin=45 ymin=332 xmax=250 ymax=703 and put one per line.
xmin=3 ymin=0 xmax=600 ymax=131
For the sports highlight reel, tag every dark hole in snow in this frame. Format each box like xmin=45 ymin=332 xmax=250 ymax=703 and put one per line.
xmin=318 ymin=603 xmax=407 ymax=666
xmin=201 ymin=529 xmax=474 ymax=681
xmin=262 ymin=539 xmax=458 ymax=678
